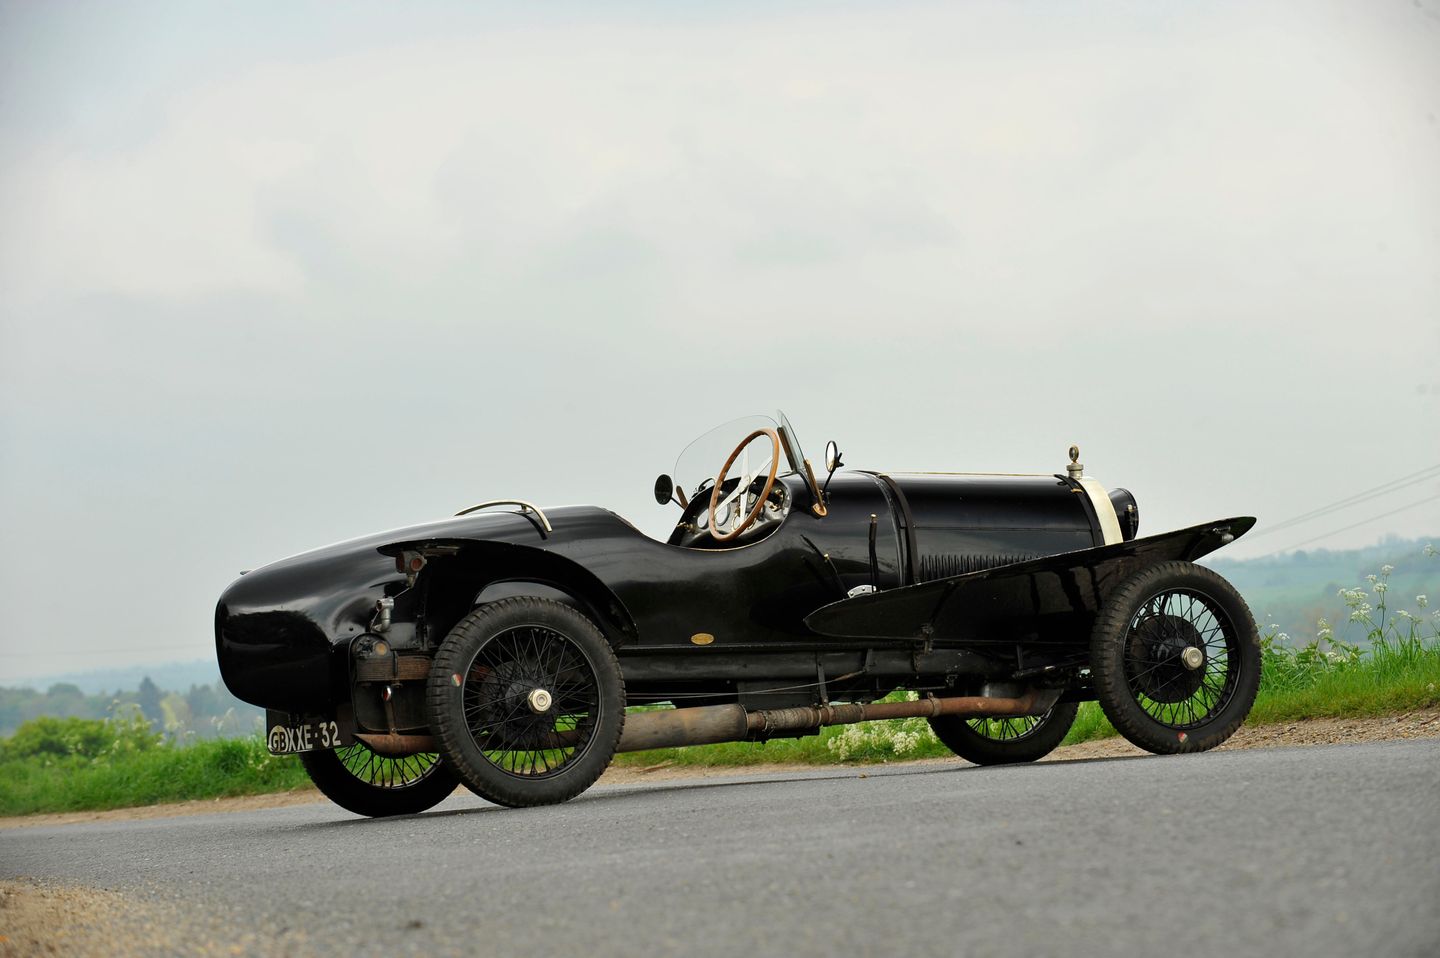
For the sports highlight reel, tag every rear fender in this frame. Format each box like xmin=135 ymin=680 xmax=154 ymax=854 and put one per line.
xmin=386 ymin=539 xmax=638 ymax=647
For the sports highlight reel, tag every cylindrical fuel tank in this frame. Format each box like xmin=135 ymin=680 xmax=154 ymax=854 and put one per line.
xmin=875 ymin=473 xmax=1100 ymax=583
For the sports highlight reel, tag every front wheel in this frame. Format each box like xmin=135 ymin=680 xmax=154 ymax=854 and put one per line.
xmin=300 ymin=742 xmax=457 ymax=817
xmin=929 ymin=701 xmax=1079 ymax=765
xmin=1089 ymin=560 xmax=1261 ymax=754
xmin=426 ymin=597 xmax=625 ymax=808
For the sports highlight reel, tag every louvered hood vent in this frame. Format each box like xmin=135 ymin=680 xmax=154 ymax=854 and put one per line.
xmin=918 ymin=553 xmax=1041 ymax=582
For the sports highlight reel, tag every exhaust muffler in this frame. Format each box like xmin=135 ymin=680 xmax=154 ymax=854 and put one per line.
xmin=615 ymin=687 xmax=1059 ymax=753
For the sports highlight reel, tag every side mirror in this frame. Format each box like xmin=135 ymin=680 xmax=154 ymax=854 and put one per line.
xmin=654 ymin=474 xmax=676 ymax=506
xmin=818 ymin=440 xmax=844 ymax=503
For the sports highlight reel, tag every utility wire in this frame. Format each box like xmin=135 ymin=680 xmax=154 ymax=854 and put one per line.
xmin=1251 ymin=494 xmax=1440 ymax=558
xmin=1248 ymin=464 xmax=1440 ymax=539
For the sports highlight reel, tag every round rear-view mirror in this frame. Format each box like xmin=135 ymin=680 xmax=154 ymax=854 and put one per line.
xmin=653 ymin=474 xmax=676 ymax=505
xmin=824 ymin=440 xmax=842 ymax=474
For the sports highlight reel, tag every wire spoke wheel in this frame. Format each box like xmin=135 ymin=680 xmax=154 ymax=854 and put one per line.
xmin=930 ymin=699 xmax=1079 ymax=765
xmin=1090 ymin=560 xmax=1260 ymax=755
xmin=429 ymin=597 xmax=625 ymax=808
xmin=334 ymin=743 xmax=444 ymax=789
xmin=300 ymin=738 xmax=457 ymax=817
xmin=461 ymin=624 xmax=601 ymax=780
xmin=965 ymin=712 xmax=1051 ymax=742
xmin=1121 ymin=589 xmax=1239 ymax=730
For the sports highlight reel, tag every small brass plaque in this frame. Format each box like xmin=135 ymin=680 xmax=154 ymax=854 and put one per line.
xmin=690 ymin=632 xmax=715 ymax=646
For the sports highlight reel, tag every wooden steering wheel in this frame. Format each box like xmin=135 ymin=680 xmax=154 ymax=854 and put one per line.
xmin=708 ymin=427 xmax=782 ymax=543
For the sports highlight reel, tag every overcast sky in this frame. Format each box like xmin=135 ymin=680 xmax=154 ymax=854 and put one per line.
xmin=1 ymin=0 xmax=1437 ymax=683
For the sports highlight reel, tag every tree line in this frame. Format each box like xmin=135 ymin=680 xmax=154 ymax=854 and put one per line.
xmin=0 ymin=677 xmax=263 ymax=740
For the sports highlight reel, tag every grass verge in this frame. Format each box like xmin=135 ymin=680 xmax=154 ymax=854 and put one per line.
xmin=0 ymin=733 xmax=310 ymax=818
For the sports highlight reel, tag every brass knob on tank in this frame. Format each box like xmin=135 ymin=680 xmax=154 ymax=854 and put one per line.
xmin=1066 ymin=444 xmax=1084 ymax=479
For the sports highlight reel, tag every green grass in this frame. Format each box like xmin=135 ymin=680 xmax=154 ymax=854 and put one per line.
xmin=1247 ymin=652 xmax=1440 ymax=724
xmin=0 ymin=733 xmax=311 ymax=818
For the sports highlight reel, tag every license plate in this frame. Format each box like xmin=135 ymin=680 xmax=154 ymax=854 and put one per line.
xmin=265 ymin=710 xmax=356 ymax=755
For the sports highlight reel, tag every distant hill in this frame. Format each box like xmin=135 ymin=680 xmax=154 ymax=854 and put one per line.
xmin=1204 ymin=536 xmax=1437 ymax=645
xmin=0 ymin=661 xmax=261 ymax=740
xmin=8 ymin=660 xmax=224 ymax=696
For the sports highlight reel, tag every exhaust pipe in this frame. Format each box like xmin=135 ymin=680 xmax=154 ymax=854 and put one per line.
xmin=615 ymin=687 xmax=1059 ymax=753
xmin=355 ymin=732 xmax=437 ymax=755
xmin=617 ymin=705 xmax=753 ymax=752
xmin=355 ymin=688 xmax=1059 ymax=756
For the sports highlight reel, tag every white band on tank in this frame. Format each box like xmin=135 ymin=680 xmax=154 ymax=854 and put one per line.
xmin=1076 ymin=477 xmax=1124 ymax=546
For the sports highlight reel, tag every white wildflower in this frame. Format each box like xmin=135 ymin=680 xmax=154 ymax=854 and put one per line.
xmin=1425 ymin=544 xmax=1437 ymax=557
xmin=1380 ymin=564 xmax=1394 ymax=576
xmin=1278 ymin=632 xmax=1289 ymax=642
xmin=826 ymin=724 xmax=868 ymax=761
xmin=1374 ymin=582 xmax=1388 ymax=594
xmin=892 ymin=730 xmax=923 ymax=755
xmin=1418 ymin=595 xmax=1429 ymax=608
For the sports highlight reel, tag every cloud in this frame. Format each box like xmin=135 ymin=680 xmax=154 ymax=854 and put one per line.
xmin=3 ymin=2 xmax=1433 ymax=345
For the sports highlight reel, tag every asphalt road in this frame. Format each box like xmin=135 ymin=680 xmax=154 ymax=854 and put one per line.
xmin=4 ymin=739 xmax=1438 ymax=958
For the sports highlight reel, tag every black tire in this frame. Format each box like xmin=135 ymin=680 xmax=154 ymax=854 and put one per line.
xmin=928 ymin=701 xmax=1079 ymax=765
xmin=300 ymin=741 xmax=457 ymax=818
xmin=1090 ymin=560 xmax=1260 ymax=755
xmin=426 ymin=597 xmax=625 ymax=808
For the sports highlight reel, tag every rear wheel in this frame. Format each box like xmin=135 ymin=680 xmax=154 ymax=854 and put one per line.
xmin=300 ymin=742 xmax=456 ymax=817
xmin=427 ymin=597 xmax=625 ymax=808
xmin=1090 ymin=561 xmax=1260 ymax=754
xmin=929 ymin=701 xmax=1078 ymax=765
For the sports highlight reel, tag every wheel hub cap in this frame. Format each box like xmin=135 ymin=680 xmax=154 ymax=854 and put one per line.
xmin=527 ymin=688 xmax=553 ymax=713
xmin=1127 ymin=613 xmax=1206 ymax=703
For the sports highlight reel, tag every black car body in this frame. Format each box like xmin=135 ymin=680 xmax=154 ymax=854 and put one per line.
xmin=217 ymin=412 xmax=1260 ymax=815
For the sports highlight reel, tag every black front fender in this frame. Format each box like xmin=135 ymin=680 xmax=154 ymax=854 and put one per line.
xmin=803 ymin=517 xmax=1255 ymax=642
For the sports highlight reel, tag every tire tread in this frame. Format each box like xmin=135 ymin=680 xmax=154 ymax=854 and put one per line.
xmin=300 ymin=745 xmax=456 ymax=818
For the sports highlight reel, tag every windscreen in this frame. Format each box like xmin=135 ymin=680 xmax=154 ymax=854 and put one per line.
xmin=673 ymin=415 xmax=795 ymax=501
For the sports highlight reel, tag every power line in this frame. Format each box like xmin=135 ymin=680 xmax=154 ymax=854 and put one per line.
xmin=1248 ymin=464 xmax=1440 ymax=539
xmin=1252 ymin=494 xmax=1440 ymax=558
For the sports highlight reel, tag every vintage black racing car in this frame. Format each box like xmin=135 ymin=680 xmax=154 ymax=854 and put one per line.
xmin=216 ymin=412 xmax=1261 ymax=817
